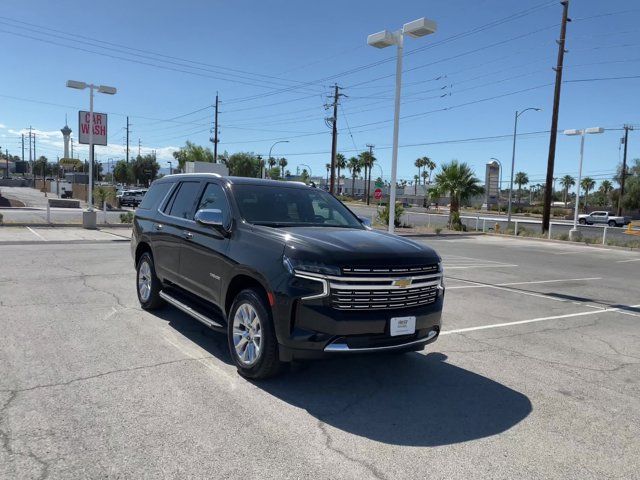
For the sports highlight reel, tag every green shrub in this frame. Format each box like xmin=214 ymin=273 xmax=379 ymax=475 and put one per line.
xmin=556 ymin=233 xmax=569 ymax=241
xmin=120 ymin=211 xmax=134 ymax=224
xmin=434 ymin=227 xmax=442 ymax=235
xmin=377 ymin=202 xmax=404 ymax=228
xmin=0 ymin=212 xmax=3 ymax=224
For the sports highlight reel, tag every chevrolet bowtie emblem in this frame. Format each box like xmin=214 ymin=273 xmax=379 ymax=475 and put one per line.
xmin=392 ymin=278 xmax=412 ymax=288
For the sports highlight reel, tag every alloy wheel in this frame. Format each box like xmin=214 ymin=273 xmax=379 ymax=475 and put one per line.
xmin=232 ymin=303 xmax=262 ymax=366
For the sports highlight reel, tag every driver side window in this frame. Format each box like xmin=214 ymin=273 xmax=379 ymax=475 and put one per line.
xmin=197 ymin=183 xmax=231 ymax=226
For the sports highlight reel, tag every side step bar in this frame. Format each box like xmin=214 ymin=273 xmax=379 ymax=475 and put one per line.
xmin=159 ymin=291 xmax=224 ymax=329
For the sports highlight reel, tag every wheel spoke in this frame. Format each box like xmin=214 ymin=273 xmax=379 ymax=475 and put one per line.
xmin=232 ymin=301 xmax=263 ymax=366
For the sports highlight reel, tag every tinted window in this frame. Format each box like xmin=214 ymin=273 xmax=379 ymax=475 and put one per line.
xmin=234 ymin=185 xmax=363 ymax=228
xmin=166 ymin=181 xmax=201 ymax=219
xmin=138 ymin=182 xmax=172 ymax=210
xmin=196 ymin=183 xmax=231 ymax=225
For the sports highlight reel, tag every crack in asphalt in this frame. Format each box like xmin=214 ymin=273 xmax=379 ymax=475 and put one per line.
xmin=0 ymin=391 xmax=50 ymax=480
xmin=317 ymin=420 xmax=389 ymax=480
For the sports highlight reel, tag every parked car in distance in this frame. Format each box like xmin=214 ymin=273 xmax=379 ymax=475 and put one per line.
xmin=131 ymin=174 xmax=445 ymax=379
xmin=578 ymin=211 xmax=630 ymax=227
xmin=119 ymin=189 xmax=147 ymax=207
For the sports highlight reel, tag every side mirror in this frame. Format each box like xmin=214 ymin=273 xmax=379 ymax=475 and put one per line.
xmin=195 ymin=209 xmax=228 ymax=232
xmin=358 ymin=216 xmax=372 ymax=228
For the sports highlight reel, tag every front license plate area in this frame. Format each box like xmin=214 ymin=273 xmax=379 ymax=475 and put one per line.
xmin=390 ymin=316 xmax=416 ymax=336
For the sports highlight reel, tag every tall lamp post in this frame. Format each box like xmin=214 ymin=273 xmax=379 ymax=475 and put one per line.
xmin=268 ymin=140 xmax=289 ymax=179
xmin=368 ymin=17 xmax=437 ymax=233
xmin=298 ymin=163 xmax=313 ymax=177
xmin=507 ymin=107 xmax=540 ymax=225
xmin=564 ymin=127 xmax=604 ymax=240
xmin=168 ymin=161 xmax=173 ymax=176
xmin=490 ymin=157 xmax=503 ymax=215
xmin=66 ymin=80 xmax=116 ymax=228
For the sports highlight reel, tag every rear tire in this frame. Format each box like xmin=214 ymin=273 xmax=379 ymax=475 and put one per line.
xmin=608 ymin=220 xmax=617 ymax=227
xmin=136 ymin=252 xmax=164 ymax=310
xmin=228 ymin=289 xmax=283 ymax=379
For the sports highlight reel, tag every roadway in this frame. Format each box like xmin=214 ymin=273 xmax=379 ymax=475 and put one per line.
xmin=1 ymin=236 xmax=639 ymax=479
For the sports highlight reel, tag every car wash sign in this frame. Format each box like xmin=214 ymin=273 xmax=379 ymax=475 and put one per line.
xmin=78 ymin=111 xmax=108 ymax=146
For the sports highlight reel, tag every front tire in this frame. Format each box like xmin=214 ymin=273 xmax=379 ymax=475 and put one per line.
xmin=136 ymin=252 xmax=164 ymax=310
xmin=579 ymin=218 xmax=586 ymax=225
xmin=228 ymin=289 xmax=282 ymax=379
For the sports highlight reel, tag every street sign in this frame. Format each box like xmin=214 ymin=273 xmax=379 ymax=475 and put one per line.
xmin=78 ymin=111 xmax=108 ymax=146
xmin=375 ymin=180 xmax=383 ymax=188
xmin=59 ymin=158 xmax=83 ymax=169
xmin=374 ymin=188 xmax=383 ymax=200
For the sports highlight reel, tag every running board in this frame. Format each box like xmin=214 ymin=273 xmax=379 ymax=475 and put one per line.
xmin=159 ymin=291 xmax=224 ymax=329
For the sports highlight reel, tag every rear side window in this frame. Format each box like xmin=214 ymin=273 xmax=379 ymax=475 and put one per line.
xmin=138 ymin=182 xmax=172 ymax=210
xmin=165 ymin=181 xmax=201 ymax=219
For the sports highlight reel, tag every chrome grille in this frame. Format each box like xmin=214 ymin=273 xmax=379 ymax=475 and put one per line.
xmin=330 ymin=264 xmax=441 ymax=310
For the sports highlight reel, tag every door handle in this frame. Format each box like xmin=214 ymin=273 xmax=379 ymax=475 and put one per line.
xmin=183 ymin=231 xmax=193 ymax=239
xmin=154 ymin=223 xmax=163 ymax=231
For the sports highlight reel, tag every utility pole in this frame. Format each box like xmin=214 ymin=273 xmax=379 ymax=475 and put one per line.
xmin=617 ymin=124 xmax=633 ymax=216
xmin=126 ymin=116 xmax=130 ymax=163
xmin=366 ymin=144 xmax=375 ymax=205
xmin=212 ymin=93 xmax=219 ymax=163
xmin=542 ymin=0 xmax=570 ymax=233
xmin=138 ymin=138 xmax=141 ymax=157
xmin=21 ymin=134 xmax=24 ymax=162
xmin=328 ymin=84 xmax=344 ymax=194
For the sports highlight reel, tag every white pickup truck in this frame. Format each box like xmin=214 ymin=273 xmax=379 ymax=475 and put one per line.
xmin=578 ymin=211 xmax=631 ymax=227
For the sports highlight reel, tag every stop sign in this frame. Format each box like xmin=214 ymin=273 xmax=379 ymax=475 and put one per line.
xmin=374 ymin=188 xmax=382 ymax=200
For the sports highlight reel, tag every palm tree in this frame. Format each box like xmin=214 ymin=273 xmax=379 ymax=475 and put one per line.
xmin=414 ymin=158 xmax=424 ymax=184
xmin=599 ymin=179 xmax=613 ymax=198
xmin=335 ymin=153 xmax=346 ymax=194
xmin=358 ymin=150 xmax=376 ymax=205
xmin=423 ymin=157 xmax=436 ymax=184
xmin=560 ymin=175 xmax=575 ymax=206
xmin=268 ymin=156 xmax=276 ymax=169
xmin=514 ymin=171 xmax=529 ymax=204
xmin=580 ymin=176 xmax=596 ymax=209
xmin=413 ymin=175 xmax=419 ymax=195
xmin=347 ymin=156 xmax=361 ymax=197
xmin=257 ymin=156 xmax=265 ymax=178
xmin=325 ymin=163 xmax=331 ymax=186
xmin=278 ymin=157 xmax=288 ymax=179
xmin=428 ymin=160 xmax=484 ymax=226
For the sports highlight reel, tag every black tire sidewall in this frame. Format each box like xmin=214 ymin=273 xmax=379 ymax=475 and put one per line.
xmin=227 ymin=289 xmax=280 ymax=379
xmin=136 ymin=252 xmax=163 ymax=310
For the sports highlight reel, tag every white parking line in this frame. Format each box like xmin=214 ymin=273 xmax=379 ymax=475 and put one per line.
xmin=447 ymin=277 xmax=602 ymax=290
xmin=445 ymin=264 xmax=518 ymax=270
xmin=441 ymin=304 xmax=640 ymax=335
xmin=26 ymin=227 xmax=46 ymax=241
xmin=616 ymin=258 xmax=640 ymax=263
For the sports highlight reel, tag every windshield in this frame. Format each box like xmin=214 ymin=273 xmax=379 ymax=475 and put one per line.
xmin=233 ymin=184 xmax=364 ymax=229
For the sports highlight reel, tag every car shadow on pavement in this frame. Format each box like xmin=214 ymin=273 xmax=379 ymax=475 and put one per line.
xmin=258 ymin=352 xmax=532 ymax=447
xmin=152 ymin=308 xmax=532 ymax=447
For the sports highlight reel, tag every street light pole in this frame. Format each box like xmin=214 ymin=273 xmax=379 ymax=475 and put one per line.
xmin=564 ymin=127 xmax=604 ymax=240
xmin=268 ymin=140 xmax=289 ymax=179
xmin=368 ymin=17 xmax=437 ymax=233
xmin=507 ymin=107 xmax=540 ymax=225
xmin=168 ymin=161 xmax=172 ymax=176
xmin=66 ymin=80 xmax=116 ymax=227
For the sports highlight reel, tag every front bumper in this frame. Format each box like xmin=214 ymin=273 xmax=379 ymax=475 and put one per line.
xmin=275 ymin=295 xmax=443 ymax=361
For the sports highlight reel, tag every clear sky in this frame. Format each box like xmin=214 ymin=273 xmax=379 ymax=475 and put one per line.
xmin=0 ymin=0 xmax=638 ymax=189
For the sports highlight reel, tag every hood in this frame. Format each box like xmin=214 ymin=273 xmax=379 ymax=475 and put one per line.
xmin=278 ymin=226 xmax=441 ymax=267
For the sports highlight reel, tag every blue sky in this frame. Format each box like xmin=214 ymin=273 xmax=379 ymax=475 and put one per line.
xmin=0 ymin=0 xmax=638 ymax=189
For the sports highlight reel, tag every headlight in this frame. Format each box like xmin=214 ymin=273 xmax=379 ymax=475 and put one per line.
xmin=438 ymin=261 xmax=445 ymax=292
xmin=283 ymin=256 xmax=341 ymax=276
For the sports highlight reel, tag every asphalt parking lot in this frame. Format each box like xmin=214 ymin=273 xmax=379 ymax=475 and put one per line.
xmin=1 ymin=235 xmax=639 ymax=479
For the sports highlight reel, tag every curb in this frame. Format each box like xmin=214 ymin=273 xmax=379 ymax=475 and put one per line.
xmin=485 ymin=232 xmax=640 ymax=252
xmin=0 ymin=239 xmax=130 ymax=246
xmin=0 ymin=223 xmax=132 ymax=228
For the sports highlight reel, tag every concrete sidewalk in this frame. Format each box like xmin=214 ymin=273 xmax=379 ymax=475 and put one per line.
xmin=0 ymin=226 xmax=132 ymax=244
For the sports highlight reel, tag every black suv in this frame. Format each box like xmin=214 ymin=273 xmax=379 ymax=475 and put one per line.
xmin=132 ymin=174 xmax=444 ymax=378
